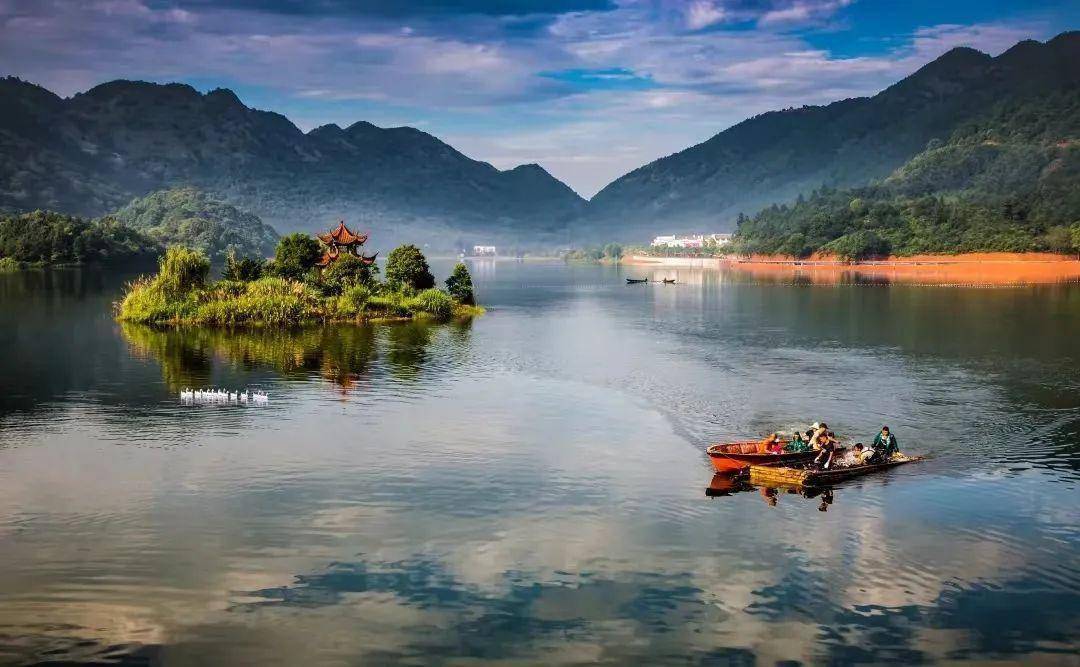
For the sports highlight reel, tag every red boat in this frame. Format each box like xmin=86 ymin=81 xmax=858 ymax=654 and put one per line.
xmin=707 ymin=440 xmax=821 ymax=472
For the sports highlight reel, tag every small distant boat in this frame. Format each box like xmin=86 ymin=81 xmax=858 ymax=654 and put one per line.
xmin=626 ymin=277 xmax=648 ymax=284
xmin=749 ymin=455 xmax=923 ymax=487
xmin=662 ymin=278 xmax=676 ymax=284
xmin=706 ymin=441 xmax=822 ymax=472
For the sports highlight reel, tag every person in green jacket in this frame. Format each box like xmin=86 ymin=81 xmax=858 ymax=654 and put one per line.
xmin=785 ymin=431 xmax=810 ymax=452
xmin=873 ymin=426 xmax=899 ymax=458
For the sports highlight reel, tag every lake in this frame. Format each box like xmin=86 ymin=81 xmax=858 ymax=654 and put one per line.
xmin=0 ymin=262 xmax=1078 ymax=665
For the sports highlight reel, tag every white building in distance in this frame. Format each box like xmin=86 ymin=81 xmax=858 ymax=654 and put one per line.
xmin=650 ymin=234 xmax=732 ymax=249
xmin=472 ymin=245 xmax=497 ymax=256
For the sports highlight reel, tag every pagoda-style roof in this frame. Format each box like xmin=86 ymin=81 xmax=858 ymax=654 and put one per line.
xmin=318 ymin=221 xmax=368 ymax=246
xmin=315 ymin=247 xmax=378 ymax=267
xmin=315 ymin=248 xmax=336 ymax=267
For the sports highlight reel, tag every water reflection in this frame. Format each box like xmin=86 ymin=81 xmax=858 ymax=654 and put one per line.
xmin=705 ymin=472 xmax=835 ymax=510
xmin=119 ymin=321 xmax=457 ymax=394
xmin=2 ymin=264 xmax=1079 ymax=665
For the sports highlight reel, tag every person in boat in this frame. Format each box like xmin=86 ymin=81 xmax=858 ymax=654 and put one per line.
xmin=873 ymin=426 xmax=900 ymax=459
xmin=842 ymin=443 xmax=876 ymax=467
xmin=785 ymin=431 xmax=810 ymax=452
xmin=812 ymin=430 xmax=838 ymax=468
xmin=808 ymin=422 xmax=834 ymax=449
xmin=761 ymin=432 xmax=785 ymax=454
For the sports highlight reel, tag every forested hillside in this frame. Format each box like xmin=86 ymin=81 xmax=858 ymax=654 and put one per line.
xmin=732 ymin=89 xmax=1080 ymax=258
xmin=113 ymin=188 xmax=278 ymax=262
xmin=0 ymin=210 xmax=160 ymax=268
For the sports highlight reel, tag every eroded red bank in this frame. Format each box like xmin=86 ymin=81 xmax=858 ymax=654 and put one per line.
xmin=627 ymin=253 xmax=1080 ymax=285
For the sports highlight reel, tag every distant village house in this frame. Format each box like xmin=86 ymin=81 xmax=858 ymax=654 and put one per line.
xmin=472 ymin=245 xmax=497 ymax=256
xmin=650 ymin=234 xmax=732 ymax=249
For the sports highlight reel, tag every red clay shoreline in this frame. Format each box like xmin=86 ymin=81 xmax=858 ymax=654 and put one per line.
xmin=624 ymin=252 xmax=1080 ymax=285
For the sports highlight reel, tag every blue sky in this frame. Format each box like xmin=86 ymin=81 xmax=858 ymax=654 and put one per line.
xmin=1 ymin=0 xmax=1075 ymax=196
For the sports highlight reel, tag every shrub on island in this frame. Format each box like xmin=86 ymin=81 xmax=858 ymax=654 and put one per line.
xmin=444 ymin=263 xmax=475 ymax=305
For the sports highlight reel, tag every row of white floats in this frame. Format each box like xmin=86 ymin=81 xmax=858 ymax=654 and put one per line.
xmin=179 ymin=388 xmax=269 ymax=404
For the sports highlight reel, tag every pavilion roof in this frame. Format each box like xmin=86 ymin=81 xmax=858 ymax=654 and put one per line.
xmin=318 ymin=221 xmax=368 ymax=246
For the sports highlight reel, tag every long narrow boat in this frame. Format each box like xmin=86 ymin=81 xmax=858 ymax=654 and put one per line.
xmin=748 ymin=455 xmax=923 ymax=486
xmin=626 ymin=277 xmax=649 ymax=284
xmin=707 ymin=441 xmax=821 ymax=472
xmin=662 ymin=278 xmax=676 ymax=284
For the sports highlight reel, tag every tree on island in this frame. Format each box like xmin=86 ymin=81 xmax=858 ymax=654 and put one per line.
xmin=322 ymin=252 xmax=380 ymax=294
xmin=603 ymin=243 xmax=623 ymax=259
xmin=272 ymin=233 xmax=322 ymax=280
xmin=445 ymin=263 xmax=475 ymax=305
xmin=222 ymin=249 xmax=266 ymax=282
xmin=385 ymin=244 xmax=435 ymax=291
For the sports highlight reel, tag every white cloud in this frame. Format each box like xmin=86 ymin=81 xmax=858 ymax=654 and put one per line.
xmin=758 ymin=0 xmax=853 ymax=27
xmin=685 ymin=1 xmax=726 ymax=30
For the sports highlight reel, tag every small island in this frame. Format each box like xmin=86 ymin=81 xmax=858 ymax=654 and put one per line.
xmin=116 ymin=221 xmax=482 ymax=326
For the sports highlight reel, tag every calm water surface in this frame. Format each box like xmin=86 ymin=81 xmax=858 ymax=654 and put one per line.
xmin=0 ymin=262 xmax=1078 ymax=665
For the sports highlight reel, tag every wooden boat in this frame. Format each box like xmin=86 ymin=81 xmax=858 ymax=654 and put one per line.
xmin=749 ymin=455 xmax=923 ymax=487
xmin=662 ymin=278 xmax=676 ymax=284
xmin=626 ymin=277 xmax=649 ymax=284
xmin=707 ymin=441 xmax=821 ymax=472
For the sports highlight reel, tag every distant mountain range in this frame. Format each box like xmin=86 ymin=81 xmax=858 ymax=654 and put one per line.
xmin=583 ymin=31 xmax=1080 ymax=242
xmin=0 ymin=78 xmax=584 ymax=249
xmin=0 ymin=31 xmax=1077 ymax=249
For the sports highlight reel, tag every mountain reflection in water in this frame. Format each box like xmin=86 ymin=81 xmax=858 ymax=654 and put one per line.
xmin=0 ymin=263 xmax=1078 ymax=665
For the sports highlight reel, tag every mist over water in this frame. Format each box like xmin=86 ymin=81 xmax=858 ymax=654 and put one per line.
xmin=0 ymin=262 xmax=1078 ymax=665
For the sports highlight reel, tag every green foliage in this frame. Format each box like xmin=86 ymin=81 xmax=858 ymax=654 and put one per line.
xmin=564 ymin=247 xmax=604 ymax=262
xmin=222 ymin=249 xmax=265 ymax=282
xmin=116 ymin=275 xmax=189 ymax=323
xmin=407 ymin=288 xmax=454 ymax=319
xmin=321 ymin=253 xmax=379 ymax=295
xmin=366 ymin=293 xmax=414 ymax=318
xmin=602 ymin=243 xmax=623 ymax=259
xmin=1043 ymin=226 xmax=1073 ymax=254
xmin=191 ymin=277 xmax=322 ymax=326
xmin=271 ymin=233 xmax=322 ymax=281
xmin=335 ymin=284 xmax=372 ymax=317
xmin=444 ymin=263 xmax=475 ymax=305
xmin=156 ymin=246 xmax=210 ymax=297
xmin=821 ymin=230 xmax=891 ymax=260
xmin=112 ymin=188 xmax=278 ymax=262
xmin=0 ymin=256 xmax=24 ymax=272
xmin=0 ymin=210 xmax=160 ymax=266
xmin=385 ymin=244 xmax=435 ymax=291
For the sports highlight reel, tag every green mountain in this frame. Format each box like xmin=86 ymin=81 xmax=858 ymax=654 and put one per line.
xmin=583 ymin=32 xmax=1080 ymax=243
xmin=0 ymin=210 xmax=160 ymax=268
xmin=733 ymin=88 xmax=1080 ymax=258
xmin=0 ymin=79 xmax=585 ymax=249
xmin=112 ymin=188 xmax=278 ymax=262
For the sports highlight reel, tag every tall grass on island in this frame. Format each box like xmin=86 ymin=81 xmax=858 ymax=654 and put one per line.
xmin=116 ymin=242 xmax=482 ymax=326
